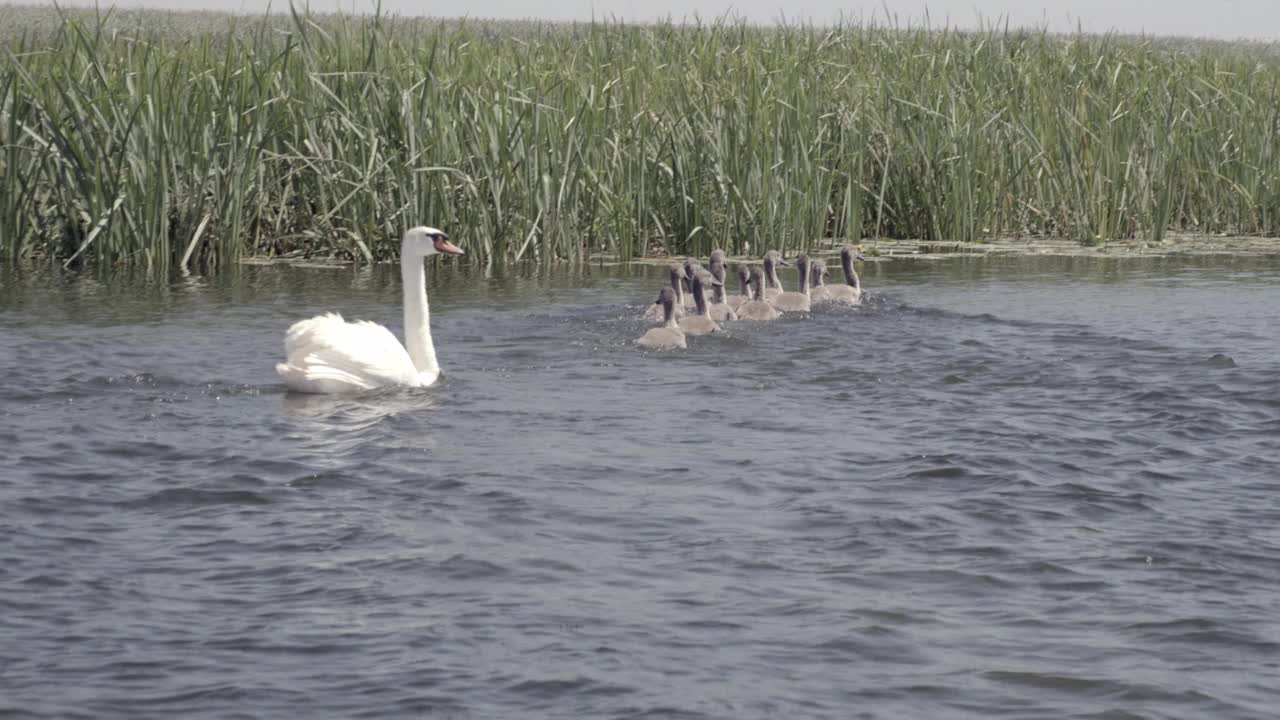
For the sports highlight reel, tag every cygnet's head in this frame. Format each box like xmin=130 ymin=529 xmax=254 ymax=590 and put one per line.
xmin=710 ymin=248 xmax=726 ymax=265
xmin=737 ymin=264 xmax=751 ymax=287
xmin=708 ymin=257 xmax=727 ymax=282
xmin=693 ymin=269 xmax=722 ymax=291
xmin=403 ymin=226 xmax=463 ymax=257
xmin=749 ymin=266 xmax=766 ymax=297
xmin=764 ymin=249 xmax=790 ymax=267
xmin=655 ymin=286 xmax=678 ymax=308
xmin=810 ymin=258 xmax=829 ymax=285
xmin=706 ymin=262 xmax=728 ymax=301
xmin=683 ymin=258 xmax=703 ymax=282
xmin=841 ymin=245 xmax=867 ymax=263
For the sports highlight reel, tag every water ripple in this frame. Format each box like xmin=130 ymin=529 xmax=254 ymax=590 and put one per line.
xmin=2 ymin=256 xmax=1279 ymax=719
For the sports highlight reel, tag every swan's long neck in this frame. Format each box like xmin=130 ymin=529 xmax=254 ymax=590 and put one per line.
xmin=662 ymin=298 xmax=678 ymax=328
xmin=765 ymin=260 xmax=781 ymax=290
xmin=401 ymin=250 xmax=439 ymax=376
xmin=693 ymin=280 xmax=709 ymax=316
xmin=709 ymin=263 xmax=726 ymax=304
xmin=842 ymin=253 xmax=861 ymax=291
xmin=798 ymin=261 xmax=810 ymax=296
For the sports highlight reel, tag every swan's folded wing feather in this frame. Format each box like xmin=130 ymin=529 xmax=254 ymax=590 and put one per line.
xmin=280 ymin=313 xmax=419 ymax=389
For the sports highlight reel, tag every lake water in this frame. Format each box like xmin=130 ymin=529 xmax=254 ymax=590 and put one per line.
xmin=2 ymin=253 xmax=1278 ymax=719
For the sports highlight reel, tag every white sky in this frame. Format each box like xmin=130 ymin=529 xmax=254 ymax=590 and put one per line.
xmin=21 ymin=0 xmax=1280 ymax=40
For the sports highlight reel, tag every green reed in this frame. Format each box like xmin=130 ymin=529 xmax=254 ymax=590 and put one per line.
xmin=2 ymin=4 xmax=1280 ymax=273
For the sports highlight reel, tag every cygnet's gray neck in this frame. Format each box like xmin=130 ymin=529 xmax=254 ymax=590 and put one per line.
xmin=693 ymin=279 xmax=709 ymax=316
xmin=842 ymin=252 xmax=860 ymax=289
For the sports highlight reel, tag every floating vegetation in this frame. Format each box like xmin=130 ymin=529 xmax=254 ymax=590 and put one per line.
xmin=3 ymin=4 xmax=1280 ymax=274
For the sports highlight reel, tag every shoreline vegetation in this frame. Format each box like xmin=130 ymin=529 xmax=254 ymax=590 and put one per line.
xmin=4 ymin=5 xmax=1280 ymax=275
xmin=235 ymin=233 xmax=1280 ymax=270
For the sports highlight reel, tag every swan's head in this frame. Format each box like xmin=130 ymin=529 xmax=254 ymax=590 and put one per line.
xmin=764 ymin=249 xmax=790 ymax=269
xmin=655 ymin=286 xmax=678 ymax=308
xmin=709 ymin=248 xmax=726 ymax=264
xmin=694 ymin=269 xmax=723 ymax=288
xmin=403 ymin=226 xmax=463 ymax=257
xmin=810 ymin=258 xmax=828 ymax=284
xmin=841 ymin=245 xmax=866 ymax=263
xmin=683 ymin=258 xmax=703 ymax=282
xmin=708 ymin=257 xmax=726 ymax=283
xmin=749 ymin=266 xmax=766 ymax=297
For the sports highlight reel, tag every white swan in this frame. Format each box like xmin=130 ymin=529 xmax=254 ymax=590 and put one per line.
xmin=275 ymin=226 xmax=463 ymax=394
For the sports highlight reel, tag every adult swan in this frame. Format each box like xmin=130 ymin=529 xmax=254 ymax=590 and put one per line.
xmin=276 ymin=226 xmax=463 ymax=394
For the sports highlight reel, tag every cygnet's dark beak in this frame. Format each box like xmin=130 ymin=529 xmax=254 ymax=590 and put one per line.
xmin=777 ymin=258 xmax=792 ymax=266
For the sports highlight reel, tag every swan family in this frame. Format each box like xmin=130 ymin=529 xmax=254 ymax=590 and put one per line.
xmin=276 ymin=225 xmax=866 ymax=392
xmin=636 ymin=245 xmax=866 ymax=349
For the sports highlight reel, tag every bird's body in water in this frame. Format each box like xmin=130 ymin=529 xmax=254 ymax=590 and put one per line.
xmin=637 ymin=287 xmax=687 ymax=349
xmin=681 ymin=258 xmax=704 ymax=308
xmin=762 ymin=251 xmax=786 ymax=301
xmin=725 ymin=265 xmax=752 ymax=312
xmin=736 ymin=267 xmax=781 ymax=322
xmin=809 ymin=259 xmax=833 ymax=305
xmin=770 ymin=254 xmax=812 ymax=313
xmin=679 ymin=270 xmax=724 ymax=336
xmin=824 ymin=245 xmax=865 ymax=305
xmin=644 ymin=264 xmax=690 ymax=321
xmin=705 ymin=258 xmax=738 ymax=322
xmin=276 ymin=226 xmax=463 ymax=394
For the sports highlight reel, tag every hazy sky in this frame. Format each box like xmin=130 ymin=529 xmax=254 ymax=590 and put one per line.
xmin=34 ymin=0 xmax=1280 ymax=40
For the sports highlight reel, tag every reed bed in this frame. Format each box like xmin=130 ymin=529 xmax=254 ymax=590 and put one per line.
xmin=3 ymin=4 xmax=1280 ymax=273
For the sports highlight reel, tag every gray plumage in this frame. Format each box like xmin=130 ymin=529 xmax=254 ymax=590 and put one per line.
xmin=725 ymin=264 xmax=752 ymax=311
xmin=770 ymin=254 xmax=811 ymax=313
xmin=644 ymin=263 xmax=689 ymax=321
xmin=706 ymin=259 xmax=738 ymax=321
xmin=762 ymin=250 xmax=787 ymax=300
xmin=679 ymin=270 xmax=723 ymax=335
xmin=809 ymin=258 xmax=833 ymax=304
xmin=736 ymin=267 xmax=781 ymax=322
xmin=824 ymin=245 xmax=864 ymax=305
xmin=637 ymin=286 xmax=688 ymax=349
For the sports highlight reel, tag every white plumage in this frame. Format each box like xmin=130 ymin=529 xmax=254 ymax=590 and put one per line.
xmin=276 ymin=313 xmax=426 ymax=393
xmin=275 ymin=226 xmax=463 ymax=394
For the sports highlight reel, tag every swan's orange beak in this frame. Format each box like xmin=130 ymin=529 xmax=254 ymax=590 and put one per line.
xmin=434 ymin=237 xmax=464 ymax=255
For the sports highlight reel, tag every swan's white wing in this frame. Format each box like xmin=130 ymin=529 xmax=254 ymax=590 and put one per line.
xmin=277 ymin=313 xmax=420 ymax=393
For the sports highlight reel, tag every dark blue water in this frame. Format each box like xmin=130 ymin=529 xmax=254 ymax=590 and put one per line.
xmin=2 ymin=254 xmax=1279 ymax=719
